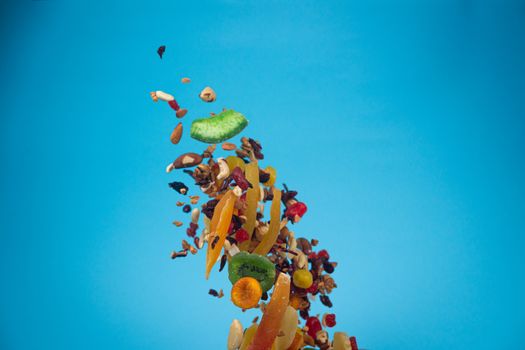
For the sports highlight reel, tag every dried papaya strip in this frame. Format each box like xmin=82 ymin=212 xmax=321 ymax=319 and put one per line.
xmin=247 ymin=273 xmax=290 ymax=350
xmin=239 ymin=323 xmax=258 ymax=350
xmin=239 ymin=161 xmax=259 ymax=251
xmin=252 ymin=188 xmax=281 ymax=255
xmin=205 ymin=190 xmax=235 ymax=279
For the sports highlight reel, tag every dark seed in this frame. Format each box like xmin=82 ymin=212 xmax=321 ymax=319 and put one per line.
xmin=208 ymin=289 xmax=219 ymax=297
xmin=219 ymin=254 xmax=228 ymax=272
xmin=183 ymin=205 xmax=191 ymax=213
xmin=259 ymin=170 xmax=270 ymax=183
xmin=320 ymin=295 xmax=333 ymax=308
xmin=323 ymin=261 xmax=335 ymax=274
xmin=211 ymin=236 xmax=220 ymax=249
xmin=299 ymin=309 xmax=310 ymax=320
xmin=168 ymin=181 xmax=188 ymax=195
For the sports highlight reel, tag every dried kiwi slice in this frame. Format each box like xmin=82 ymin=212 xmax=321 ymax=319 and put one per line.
xmin=190 ymin=109 xmax=248 ymax=143
xmin=228 ymin=252 xmax=276 ymax=293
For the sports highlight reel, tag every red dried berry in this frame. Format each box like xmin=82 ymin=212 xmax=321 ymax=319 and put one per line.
xmin=350 ymin=336 xmax=358 ymax=350
xmin=323 ymin=313 xmax=336 ymax=328
xmin=308 ymin=252 xmax=318 ymax=260
xmin=231 ymin=167 xmax=252 ymax=191
xmin=285 ymin=202 xmax=307 ymax=219
xmin=317 ymin=249 xmax=330 ymax=260
xmin=306 ymin=281 xmax=318 ymax=294
xmin=306 ymin=317 xmax=322 ymax=338
xmin=168 ymin=99 xmax=180 ymax=111
xmin=235 ymin=228 xmax=249 ymax=243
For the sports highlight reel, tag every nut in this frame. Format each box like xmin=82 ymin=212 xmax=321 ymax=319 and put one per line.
xmin=172 ymin=221 xmax=183 ymax=227
xmin=296 ymin=237 xmax=312 ymax=255
xmin=172 ymin=152 xmax=203 ymax=169
xmin=222 ymin=142 xmax=236 ymax=151
xmin=181 ymin=77 xmax=191 ymax=83
xmin=176 ymin=108 xmax=188 ymax=118
xmin=216 ymin=158 xmax=230 ymax=181
xmin=191 ymin=208 xmax=200 ymax=224
xmin=199 ymin=86 xmax=216 ymax=102
xmin=170 ymin=122 xmax=183 ymax=144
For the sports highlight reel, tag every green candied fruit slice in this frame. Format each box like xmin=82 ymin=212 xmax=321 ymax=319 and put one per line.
xmin=190 ymin=109 xmax=248 ymax=143
xmin=228 ymin=252 xmax=276 ymax=293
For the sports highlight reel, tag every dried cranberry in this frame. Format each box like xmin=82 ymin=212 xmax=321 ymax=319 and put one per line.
xmin=323 ymin=313 xmax=336 ymax=327
xmin=261 ymin=292 xmax=268 ymax=301
xmin=317 ymin=249 xmax=330 ymax=260
xmin=208 ymin=289 xmax=218 ymax=297
xmin=168 ymin=99 xmax=180 ymax=111
xmin=235 ymin=228 xmax=249 ymax=243
xmin=285 ymin=202 xmax=307 ymax=219
xmin=308 ymin=252 xmax=318 ymax=260
xmin=231 ymin=167 xmax=252 ymax=190
xmin=320 ymin=295 xmax=333 ymax=308
xmin=182 ymin=204 xmax=191 ymax=213
xmin=350 ymin=336 xmax=358 ymax=350
xmin=306 ymin=281 xmax=318 ymax=294
xmin=305 ymin=317 xmax=322 ymax=338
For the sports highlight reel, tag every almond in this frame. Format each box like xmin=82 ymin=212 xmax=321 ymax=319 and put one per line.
xmin=221 ymin=142 xmax=236 ymax=151
xmin=170 ymin=123 xmax=183 ymax=144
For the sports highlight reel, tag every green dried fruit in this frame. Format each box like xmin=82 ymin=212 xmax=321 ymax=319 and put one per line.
xmin=190 ymin=110 xmax=248 ymax=143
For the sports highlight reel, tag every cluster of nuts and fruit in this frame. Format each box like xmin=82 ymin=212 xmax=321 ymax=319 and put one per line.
xmin=151 ymin=49 xmax=358 ymax=349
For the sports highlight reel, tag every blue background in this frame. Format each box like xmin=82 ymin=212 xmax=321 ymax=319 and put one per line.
xmin=1 ymin=1 xmax=524 ymax=349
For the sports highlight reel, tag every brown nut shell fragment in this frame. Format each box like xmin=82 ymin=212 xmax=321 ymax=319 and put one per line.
xmin=170 ymin=123 xmax=183 ymax=144
xmin=176 ymin=108 xmax=188 ymax=118
xmin=172 ymin=152 xmax=203 ymax=169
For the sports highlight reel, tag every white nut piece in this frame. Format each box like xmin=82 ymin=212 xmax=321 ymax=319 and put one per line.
xmin=227 ymin=319 xmax=243 ymax=350
xmin=191 ymin=208 xmax=200 ymax=224
xmin=166 ymin=163 xmax=175 ymax=173
xmin=199 ymin=86 xmax=217 ymax=102
xmin=155 ymin=90 xmax=174 ymax=102
xmin=228 ymin=244 xmax=240 ymax=257
xmin=232 ymin=185 xmax=243 ymax=197
xmin=216 ymin=158 xmax=230 ymax=181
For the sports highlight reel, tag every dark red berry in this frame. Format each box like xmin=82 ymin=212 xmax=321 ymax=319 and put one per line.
xmin=320 ymin=295 xmax=333 ymax=308
xmin=317 ymin=249 xmax=330 ymax=260
xmin=182 ymin=205 xmax=191 ymax=213
xmin=235 ymin=228 xmax=249 ymax=243
xmin=323 ymin=313 xmax=336 ymax=327
xmin=323 ymin=261 xmax=335 ymax=274
xmin=285 ymin=202 xmax=307 ymax=219
xmin=350 ymin=336 xmax=358 ymax=350
xmin=305 ymin=317 xmax=322 ymax=338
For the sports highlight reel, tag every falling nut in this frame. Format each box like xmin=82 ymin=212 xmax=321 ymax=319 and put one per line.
xmin=222 ymin=142 xmax=236 ymax=151
xmin=172 ymin=221 xmax=183 ymax=227
xmin=170 ymin=123 xmax=183 ymax=144
xmin=172 ymin=152 xmax=203 ymax=169
xmin=199 ymin=86 xmax=216 ymax=103
xmin=176 ymin=108 xmax=188 ymax=118
xmin=181 ymin=77 xmax=191 ymax=83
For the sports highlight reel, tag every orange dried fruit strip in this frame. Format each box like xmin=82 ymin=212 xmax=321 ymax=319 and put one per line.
xmin=247 ymin=273 xmax=291 ymax=350
xmin=205 ymin=190 xmax=236 ymax=279
xmin=252 ymin=188 xmax=282 ymax=255
xmin=239 ymin=161 xmax=259 ymax=251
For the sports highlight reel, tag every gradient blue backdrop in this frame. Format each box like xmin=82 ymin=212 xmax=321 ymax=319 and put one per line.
xmin=1 ymin=1 xmax=524 ymax=349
